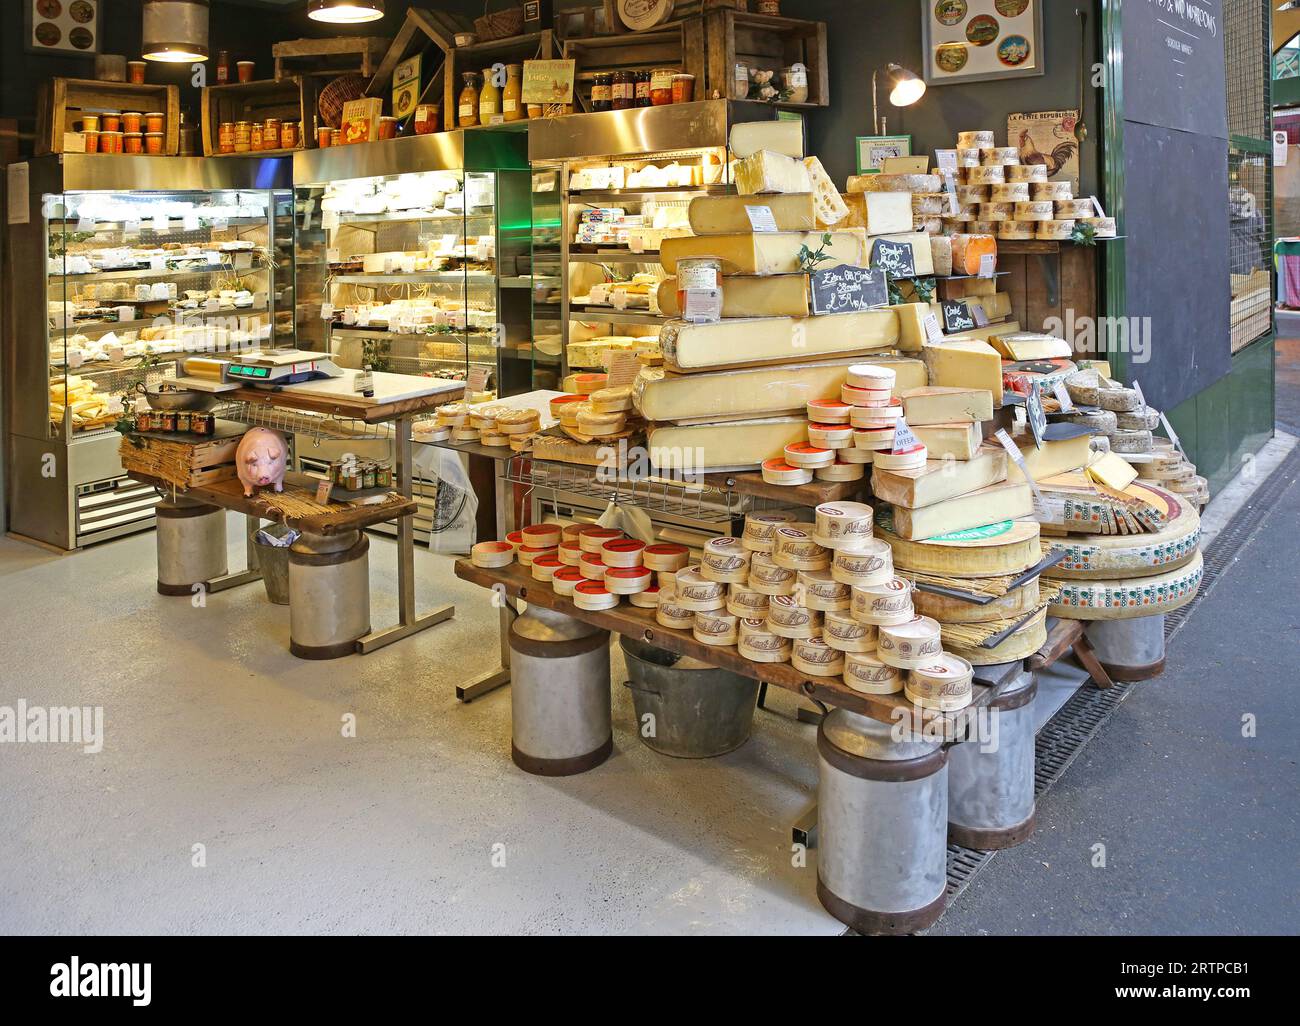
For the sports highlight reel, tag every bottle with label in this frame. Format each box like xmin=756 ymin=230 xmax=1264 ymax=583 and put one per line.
xmin=591 ymin=73 xmax=613 ymax=113
xmin=479 ymin=67 xmax=502 ymax=123
xmin=459 ymin=72 xmax=480 ymax=127
xmin=502 ymin=64 xmax=523 ymax=121
xmin=635 ymin=71 xmax=652 ymax=107
xmin=216 ymin=50 xmax=231 ymax=85
xmin=612 ymin=71 xmax=633 ymax=110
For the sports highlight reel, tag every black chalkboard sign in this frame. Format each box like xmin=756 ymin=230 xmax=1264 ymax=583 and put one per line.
xmin=870 ymin=238 xmax=916 ymax=278
xmin=810 ymin=265 xmax=888 ymax=315
xmin=941 ymin=300 xmax=976 ymax=334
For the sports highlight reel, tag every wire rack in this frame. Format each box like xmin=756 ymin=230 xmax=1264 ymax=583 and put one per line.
xmin=212 ymin=400 xmax=392 ymax=444
xmin=503 ymin=455 xmax=748 ymax=525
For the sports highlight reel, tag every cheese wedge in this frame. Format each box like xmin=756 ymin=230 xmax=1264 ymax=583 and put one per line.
xmin=688 ymin=194 xmax=817 ymax=234
xmin=992 ymin=428 xmax=1093 ymax=483
xmin=950 ymin=234 xmax=998 ymax=276
xmin=967 ymin=291 xmax=1012 ymax=322
xmin=848 ymin=173 xmax=942 ymax=194
xmin=635 ymin=359 xmax=865 ymax=423
xmin=660 ymin=230 xmax=869 ymax=275
xmin=986 ymin=332 xmax=1073 ymax=361
xmin=922 ymin=340 xmax=1004 ymax=403
xmin=661 ymin=311 xmax=898 ymax=372
xmin=1087 ymin=451 xmax=1140 ymax=491
xmin=947 ymin=320 xmax=1022 ymax=343
xmin=657 ymin=274 xmax=811 ymax=318
xmin=839 ymin=192 xmax=913 ymax=235
xmin=929 ymin=235 xmax=953 ymax=276
xmin=804 ymin=156 xmax=850 ymax=228
xmin=911 ymin=422 xmax=984 ymax=461
xmin=871 ymin=450 xmax=1009 ymax=509
xmin=735 ymin=150 xmax=812 ymax=195
xmin=892 ymin=302 xmax=931 ymax=353
xmin=902 ymin=386 xmax=994 ymax=425
xmin=648 ymin=417 xmax=809 ymax=471
xmin=891 ymin=482 xmax=1034 ymax=541
xmin=729 ymin=120 xmax=805 ymax=159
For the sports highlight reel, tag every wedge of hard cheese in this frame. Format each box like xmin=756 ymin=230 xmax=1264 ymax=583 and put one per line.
xmin=804 ymin=156 xmax=850 ymax=228
xmin=891 ymin=482 xmax=1034 ymax=541
xmin=660 ymin=230 xmax=869 ymax=275
xmin=848 ymin=173 xmax=942 ymax=194
xmin=986 ymin=332 xmax=1073 ymax=361
xmin=635 ymin=359 xmax=861 ymax=423
xmin=648 ymin=416 xmax=809 ymax=472
xmin=911 ymin=422 xmax=985 ymax=461
xmin=922 ymin=340 xmax=1005 ymax=404
xmin=661 ymin=311 xmax=897 ymax=372
xmin=657 ymin=274 xmax=811 ymax=318
xmin=838 ymin=192 xmax=912 ymax=235
xmin=994 ymin=428 xmax=1093 ymax=484
xmin=938 ymin=276 xmax=998 ymax=300
xmin=872 ymin=232 xmax=935 ymax=276
xmin=735 ymin=150 xmax=812 ymax=195
xmin=729 ymin=120 xmax=805 ymax=160
xmin=688 ymin=194 xmax=817 ymax=234
xmin=902 ymin=386 xmax=995 ymax=425
xmin=871 ymin=449 xmax=1009 ymax=509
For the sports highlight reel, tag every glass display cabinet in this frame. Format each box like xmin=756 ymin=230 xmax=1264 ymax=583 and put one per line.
xmin=292 ymin=127 xmax=534 ymax=400
xmin=4 ymin=154 xmax=293 ymax=550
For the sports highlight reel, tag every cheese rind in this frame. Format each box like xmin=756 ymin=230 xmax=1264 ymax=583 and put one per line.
xmin=871 ymin=450 xmax=1008 ymax=509
xmin=635 ymin=359 xmax=865 ymax=422
xmin=657 ymin=274 xmax=810 ymax=318
xmin=922 ymin=340 xmax=1004 ymax=403
xmin=901 ymin=386 xmax=994 ymax=425
xmin=729 ymin=120 xmax=805 ymax=159
xmin=911 ymin=422 xmax=984 ymax=461
xmin=839 ymin=192 xmax=913 ymax=235
xmin=892 ymin=303 xmax=931 ymax=353
xmin=804 ymin=156 xmax=850 ymax=228
xmin=660 ymin=230 xmax=869 ymax=275
xmin=848 ymin=173 xmax=942 ymax=193
xmin=890 ymin=482 xmax=1034 ymax=541
xmin=986 ymin=332 xmax=1073 ymax=361
xmin=735 ymin=150 xmax=813 ymax=195
xmin=688 ymin=194 xmax=817 ymax=234
xmin=877 ymin=512 xmax=1042 ymax=577
xmin=649 ymin=417 xmax=810 ymax=471
xmin=993 ymin=429 xmax=1092 ymax=484
xmin=660 ymin=311 xmax=898 ymax=372
xmin=950 ymin=234 xmax=997 ymax=276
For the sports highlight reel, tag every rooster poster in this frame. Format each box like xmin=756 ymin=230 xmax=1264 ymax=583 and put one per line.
xmin=1008 ymin=110 xmax=1081 ymax=191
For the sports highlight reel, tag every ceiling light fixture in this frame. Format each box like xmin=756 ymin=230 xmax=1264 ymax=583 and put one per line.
xmin=142 ymin=0 xmax=210 ymax=63
xmin=308 ymin=0 xmax=385 ymax=24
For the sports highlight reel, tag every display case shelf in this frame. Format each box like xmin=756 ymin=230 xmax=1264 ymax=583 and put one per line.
xmin=49 ymin=262 xmax=270 ymax=284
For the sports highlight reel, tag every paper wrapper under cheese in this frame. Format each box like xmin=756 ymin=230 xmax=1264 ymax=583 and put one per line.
xmin=659 ymin=311 xmax=898 ymax=373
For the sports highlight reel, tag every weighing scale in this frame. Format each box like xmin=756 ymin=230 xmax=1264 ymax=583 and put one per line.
xmin=222 ymin=350 xmax=346 ymax=388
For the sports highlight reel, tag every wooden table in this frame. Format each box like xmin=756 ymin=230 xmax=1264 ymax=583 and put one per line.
xmin=455 ymin=561 xmax=1018 ymax=740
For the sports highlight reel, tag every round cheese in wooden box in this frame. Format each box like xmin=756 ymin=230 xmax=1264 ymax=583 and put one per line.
xmin=471 ymin=541 xmax=514 ymax=569
xmin=700 ymin=537 xmax=751 ymax=584
xmin=643 ymin=542 xmax=690 ymax=572
xmin=851 ymin=576 xmax=915 ymax=626
xmin=694 ymin=610 xmax=739 ymax=648
xmin=843 ymin=651 xmax=904 ymax=695
xmin=813 ymin=500 xmax=874 ymax=550
xmin=797 ymin=569 xmax=851 ymax=612
xmin=656 ymin=600 xmax=696 ymax=630
xmin=905 ymin=654 xmax=975 ymax=712
xmin=673 ymin=567 xmax=727 ymax=611
xmin=552 ymin=566 xmax=585 ymax=596
xmin=749 ymin=551 xmax=798 ymax=596
xmin=738 ymin=623 xmax=792 ymax=664
xmin=727 ymin=583 xmax=771 ymax=620
xmin=822 ymin=611 xmax=878 ymax=654
xmin=876 ymin=616 xmax=944 ymax=670
xmin=792 ymin=638 xmax=845 ymax=679
xmin=766 ymin=595 xmax=823 ymax=639
xmin=772 ymin=527 xmax=830 ymax=571
xmin=832 ymin=539 xmax=894 ymax=588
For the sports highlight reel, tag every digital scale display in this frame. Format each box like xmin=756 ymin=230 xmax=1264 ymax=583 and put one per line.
xmin=228 ymin=365 xmax=271 ymax=379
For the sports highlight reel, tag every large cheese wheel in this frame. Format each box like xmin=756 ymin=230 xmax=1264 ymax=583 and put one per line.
xmin=1043 ymin=485 xmax=1201 ymax=580
xmin=913 ymin=577 xmax=1041 ymax=624
xmin=950 ymin=234 xmax=997 ymax=276
xmin=1050 ymin=553 xmax=1203 ymax=621
xmin=946 ymin=608 xmax=1048 ymax=665
xmin=876 ymin=511 xmax=1042 ymax=579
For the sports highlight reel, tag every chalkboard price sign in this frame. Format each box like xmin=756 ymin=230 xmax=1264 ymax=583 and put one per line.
xmin=810 ymin=265 xmax=888 ymax=315
xmin=941 ymin=300 xmax=977 ymax=334
xmin=870 ymin=238 xmax=916 ymax=278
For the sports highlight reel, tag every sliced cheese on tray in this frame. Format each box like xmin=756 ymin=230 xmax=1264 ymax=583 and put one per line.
xmin=648 ymin=416 xmax=809 ymax=472
xmin=660 ymin=230 xmax=868 ymax=275
xmin=891 ymin=481 xmax=1034 ymax=541
xmin=688 ymin=193 xmax=817 ymax=234
xmin=660 ymin=311 xmax=897 ymax=372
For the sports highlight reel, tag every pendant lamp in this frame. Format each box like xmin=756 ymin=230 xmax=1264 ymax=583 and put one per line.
xmin=308 ymin=0 xmax=385 ymax=23
xmin=142 ymin=0 xmax=210 ymax=63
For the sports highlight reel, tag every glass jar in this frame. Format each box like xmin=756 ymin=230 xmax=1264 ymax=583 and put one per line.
xmin=502 ymin=64 xmax=523 ymax=121
xmin=234 ymin=121 xmax=252 ymax=152
xmin=101 ymin=112 xmax=121 ymax=133
xmin=219 ymin=122 xmax=235 ymax=153
xmin=280 ymin=121 xmax=298 ymax=149
xmin=250 ymin=123 xmax=264 ymax=150
xmin=415 ymin=104 xmax=440 ymax=134
xmin=591 ymin=72 xmax=613 ymax=113
xmin=479 ymin=67 xmax=501 ymax=122
xmin=458 ymin=72 xmax=480 ymax=127
xmin=317 ymin=124 xmax=332 ymax=148
xmin=783 ymin=65 xmax=809 ymax=104
xmin=123 ymin=133 xmax=144 ymax=154
xmin=145 ymin=132 xmax=165 ymax=154
xmin=635 ymin=70 xmax=652 ymax=107
xmin=122 ymin=112 xmax=142 ymax=134
xmin=379 ymin=116 xmax=398 ymax=140
xmin=757 ymin=0 xmax=781 ymax=13
xmin=650 ymin=68 xmax=676 ymax=106
xmin=612 ymin=71 xmax=634 ymax=110
xmin=263 ymin=118 xmax=280 ymax=150
xmin=672 ymin=74 xmax=695 ymax=104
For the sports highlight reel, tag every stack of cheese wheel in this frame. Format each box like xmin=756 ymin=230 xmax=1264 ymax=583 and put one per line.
xmin=749 ymin=551 xmax=798 ymax=596
xmin=700 ymin=537 xmax=751 ymax=585
xmin=643 ymin=542 xmax=690 ymax=573
xmin=851 ymin=575 xmax=915 ymax=627
xmin=414 ymin=420 xmax=451 ymax=443
xmin=532 ymin=555 xmax=565 ymax=582
xmin=813 ymin=501 xmax=874 ymax=550
xmin=792 ymin=637 xmax=844 ymax=678
xmin=471 ymin=540 xmax=515 ymax=569
xmin=822 ymin=610 xmax=877 ymax=654
xmin=804 ymin=397 xmax=866 ymax=480
xmin=872 ymin=442 xmax=928 ymax=473
xmin=832 ymin=537 xmax=894 ymax=588
xmin=574 ymin=578 xmax=619 ymax=611
xmin=767 ymin=594 xmax=822 ymax=639
xmin=550 ymin=394 xmax=586 ymax=420
xmin=728 ymin=582 xmax=770 ymax=620
xmin=798 ymin=569 xmax=851 ymax=612
xmin=742 ymin=512 xmax=799 ymax=553
xmin=496 ymin=406 xmax=541 ymax=439
xmin=772 ymin=526 xmax=830 ymax=572
xmin=694 ymin=609 xmax=739 ymax=648
xmin=552 ymin=565 xmax=585 ymax=596
xmin=471 ymin=405 xmax=508 ymax=447
xmin=876 ymin=615 xmax=944 ymax=670
xmin=674 ymin=567 xmax=727 ymax=612
xmin=843 ymin=650 xmax=903 ymax=695
xmin=738 ymin=616 xmax=792 ymax=663
xmin=518 ymin=523 xmax=561 ymax=567
xmin=905 ymin=653 xmax=975 ymax=712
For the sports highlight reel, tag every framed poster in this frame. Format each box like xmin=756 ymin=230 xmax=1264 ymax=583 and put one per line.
xmin=522 ymin=60 xmax=576 ymax=105
xmin=856 ymin=135 xmax=913 ymax=175
xmin=26 ymin=0 xmax=101 ymax=56
xmin=922 ymin=0 xmax=1043 ymax=85
xmin=1007 ymin=110 xmax=1081 ymax=191
xmin=392 ymin=55 xmax=422 ymax=121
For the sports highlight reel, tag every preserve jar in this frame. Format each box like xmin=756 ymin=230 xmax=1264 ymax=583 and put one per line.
xmin=145 ymin=132 xmax=165 ymax=155
xmin=378 ymin=116 xmax=398 ymax=140
xmin=215 ymin=50 xmax=231 ymax=85
xmin=144 ymin=112 xmax=165 ymax=133
xmin=101 ymin=112 xmax=121 ymax=132
xmin=128 ymin=61 xmax=146 ymax=84
xmin=458 ymin=71 xmax=480 ymax=127
xmin=123 ymin=133 xmax=144 ymax=154
xmin=672 ymin=73 xmax=695 ymax=104
xmin=237 ymin=61 xmax=255 ymax=83
xmin=122 ymin=112 xmax=143 ymax=134
xmin=250 ymin=123 xmax=264 ymax=150
xmin=83 ymin=131 xmax=100 ymax=153
xmin=219 ymin=122 xmax=235 ymax=153
xmin=612 ymin=70 xmax=634 ymax=110
xmin=415 ymin=104 xmax=439 ymax=134
xmin=280 ymin=121 xmax=298 ymax=149
xmin=234 ymin=121 xmax=252 ymax=152
xmin=650 ymin=68 xmax=676 ymax=105
xmin=262 ymin=118 xmax=280 ymax=149
xmin=317 ymin=124 xmax=332 ymax=148
xmin=591 ymin=73 xmax=613 ymax=112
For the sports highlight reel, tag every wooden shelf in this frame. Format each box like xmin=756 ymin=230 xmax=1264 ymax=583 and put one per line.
xmin=704 ymin=471 xmax=867 ymax=508
xmin=455 ymin=560 xmax=1000 ymax=739
xmin=36 ymin=78 xmax=181 ymax=157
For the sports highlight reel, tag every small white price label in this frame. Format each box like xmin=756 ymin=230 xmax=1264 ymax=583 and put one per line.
xmin=892 ymin=417 xmax=920 ymax=453
xmin=320 ymin=303 xmax=334 ymax=320
xmin=123 ymin=219 xmax=141 ymax=236
xmin=935 ymin=149 xmax=959 ymax=174
xmin=66 ymin=349 xmax=84 ymax=369
xmin=682 ymin=288 xmax=723 ymax=324
xmin=971 ymin=303 xmax=989 ymax=327
xmin=1091 ymin=195 xmax=1107 ymax=218
xmin=944 ymin=171 xmax=960 ymax=215
xmin=978 ymin=253 xmax=996 ymax=279
xmin=924 ymin=313 xmax=943 ymax=343
xmin=76 ymin=216 xmax=96 ymax=233
xmin=321 ymin=210 xmax=340 ymax=231
xmin=1053 ymin=379 xmax=1076 ymax=412
xmin=182 ymin=213 xmax=201 ymax=232
xmin=994 ymin=429 xmax=1044 ymax=504
xmin=1159 ymin=411 xmax=1188 ymax=460
xmin=468 ymin=366 xmax=490 ymax=393
xmin=744 ymin=205 xmax=779 ymax=233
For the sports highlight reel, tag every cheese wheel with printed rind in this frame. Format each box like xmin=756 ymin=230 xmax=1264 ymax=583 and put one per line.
xmin=1049 ymin=553 xmax=1203 ymax=621
xmin=843 ymin=651 xmax=904 ymax=695
xmin=912 ymin=577 xmax=1042 ymax=624
xmin=876 ymin=511 xmax=1042 ymax=578
xmin=1043 ymin=485 xmax=1200 ymax=580
xmin=945 ymin=608 xmax=1049 ymax=665
xmin=876 ymin=616 xmax=944 ymax=670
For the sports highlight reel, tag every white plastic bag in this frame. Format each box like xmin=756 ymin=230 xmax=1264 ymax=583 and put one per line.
xmin=413 ymin=445 xmax=478 ymax=554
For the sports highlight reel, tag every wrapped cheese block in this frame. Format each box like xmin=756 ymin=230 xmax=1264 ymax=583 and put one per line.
xmin=950 ymin=234 xmax=998 ymax=276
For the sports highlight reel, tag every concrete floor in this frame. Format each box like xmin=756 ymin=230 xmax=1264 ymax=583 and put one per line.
xmin=0 ymin=523 xmax=841 ymax=935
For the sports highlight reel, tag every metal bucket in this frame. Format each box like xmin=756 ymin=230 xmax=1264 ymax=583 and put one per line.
xmin=255 ymin=524 xmax=293 ymax=605
xmin=619 ymin=637 xmax=761 ymax=759
xmin=1086 ymin=615 xmax=1167 ymax=681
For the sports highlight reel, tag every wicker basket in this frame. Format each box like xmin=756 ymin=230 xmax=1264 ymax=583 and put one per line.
xmin=317 ymin=73 xmax=369 ymax=129
xmin=474 ymin=1 xmax=525 ymax=42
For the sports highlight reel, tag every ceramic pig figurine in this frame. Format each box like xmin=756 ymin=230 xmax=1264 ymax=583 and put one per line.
xmin=236 ymin=427 xmax=287 ymax=497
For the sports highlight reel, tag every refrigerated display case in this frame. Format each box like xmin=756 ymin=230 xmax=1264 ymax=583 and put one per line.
xmin=292 ymin=127 xmax=535 ymax=400
xmin=4 ymin=155 xmax=293 ymax=550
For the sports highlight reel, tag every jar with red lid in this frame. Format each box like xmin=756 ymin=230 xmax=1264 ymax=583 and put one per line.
xmin=591 ymin=72 xmax=613 ymax=113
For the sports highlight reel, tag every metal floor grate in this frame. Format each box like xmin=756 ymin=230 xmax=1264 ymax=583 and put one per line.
xmin=935 ymin=443 xmax=1300 ymax=916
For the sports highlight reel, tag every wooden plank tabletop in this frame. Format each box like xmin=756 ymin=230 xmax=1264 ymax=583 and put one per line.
xmin=455 ymin=560 xmax=1012 ymax=739
xmin=131 ymin=470 xmax=417 ymax=535
xmin=229 ymin=378 xmax=465 ymax=424
xmin=704 ymin=471 xmax=868 ymax=509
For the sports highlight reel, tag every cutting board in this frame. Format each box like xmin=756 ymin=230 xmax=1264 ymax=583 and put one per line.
xmin=277 ymin=371 xmax=463 ymax=406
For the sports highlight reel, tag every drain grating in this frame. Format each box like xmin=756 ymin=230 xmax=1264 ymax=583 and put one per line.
xmin=935 ymin=442 xmax=1300 ymax=915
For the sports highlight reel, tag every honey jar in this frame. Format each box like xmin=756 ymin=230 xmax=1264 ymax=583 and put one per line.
xmin=219 ymin=121 xmax=235 ymax=154
xmin=250 ymin=123 xmax=264 ymax=150
xmin=144 ymin=132 xmax=164 ymax=155
xmin=123 ymin=133 xmax=144 ymax=154
xmin=280 ymin=121 xmax=298 ymax=149
xmin=122 ymin=112 xmax=142 ymax=134
xmin=144 ymin=112 xmax=165 ymax=134
xmin=234 ymin=121 xmax=252 ymax=152
xmin=263 ymin=118 xmax=280 ymax=150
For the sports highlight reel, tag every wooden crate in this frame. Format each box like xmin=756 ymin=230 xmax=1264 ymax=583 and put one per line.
xmin=201 ymin=77 xmax=320 ymax=157
xmin=602 ymin=0 xmax=743 ymax=34
xmin=443 ymin=30 xmax=556 ymax=132
xmin=996 ymin=240 xmax=1099 ymax=353
xmin=563 ymin=20 xmax=705 ymax=112
xmin=118 ymin=426 xmax=243 ymax=490
xmin=704 ymin=8 xmax=828 ymax=107
xmin=36 ymin=79 xmax=181 ymax=156
xmin=273 ymin=36 xmax=392 ymax=80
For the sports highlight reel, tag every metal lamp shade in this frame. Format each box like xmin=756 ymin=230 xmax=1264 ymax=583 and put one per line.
xmin=308 ymin=0 xmax=385 ymax=23
xmin=142 ymin=0 xmax=210 ymax=63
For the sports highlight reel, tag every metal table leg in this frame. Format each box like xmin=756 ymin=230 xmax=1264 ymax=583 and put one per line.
xmin=793 ymin=803 xmax=818 ymax=849
xmin=359 ymin=416 xmax=454 ymax=653
xmin=457 ymin=461 xmax=515 ymax=701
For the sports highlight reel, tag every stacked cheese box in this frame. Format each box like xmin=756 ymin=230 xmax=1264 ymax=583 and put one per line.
xmin=634 ymin=140 xmax=934 ymax=476
xmin=941 ymin=129 xmax=1116 ymax=242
